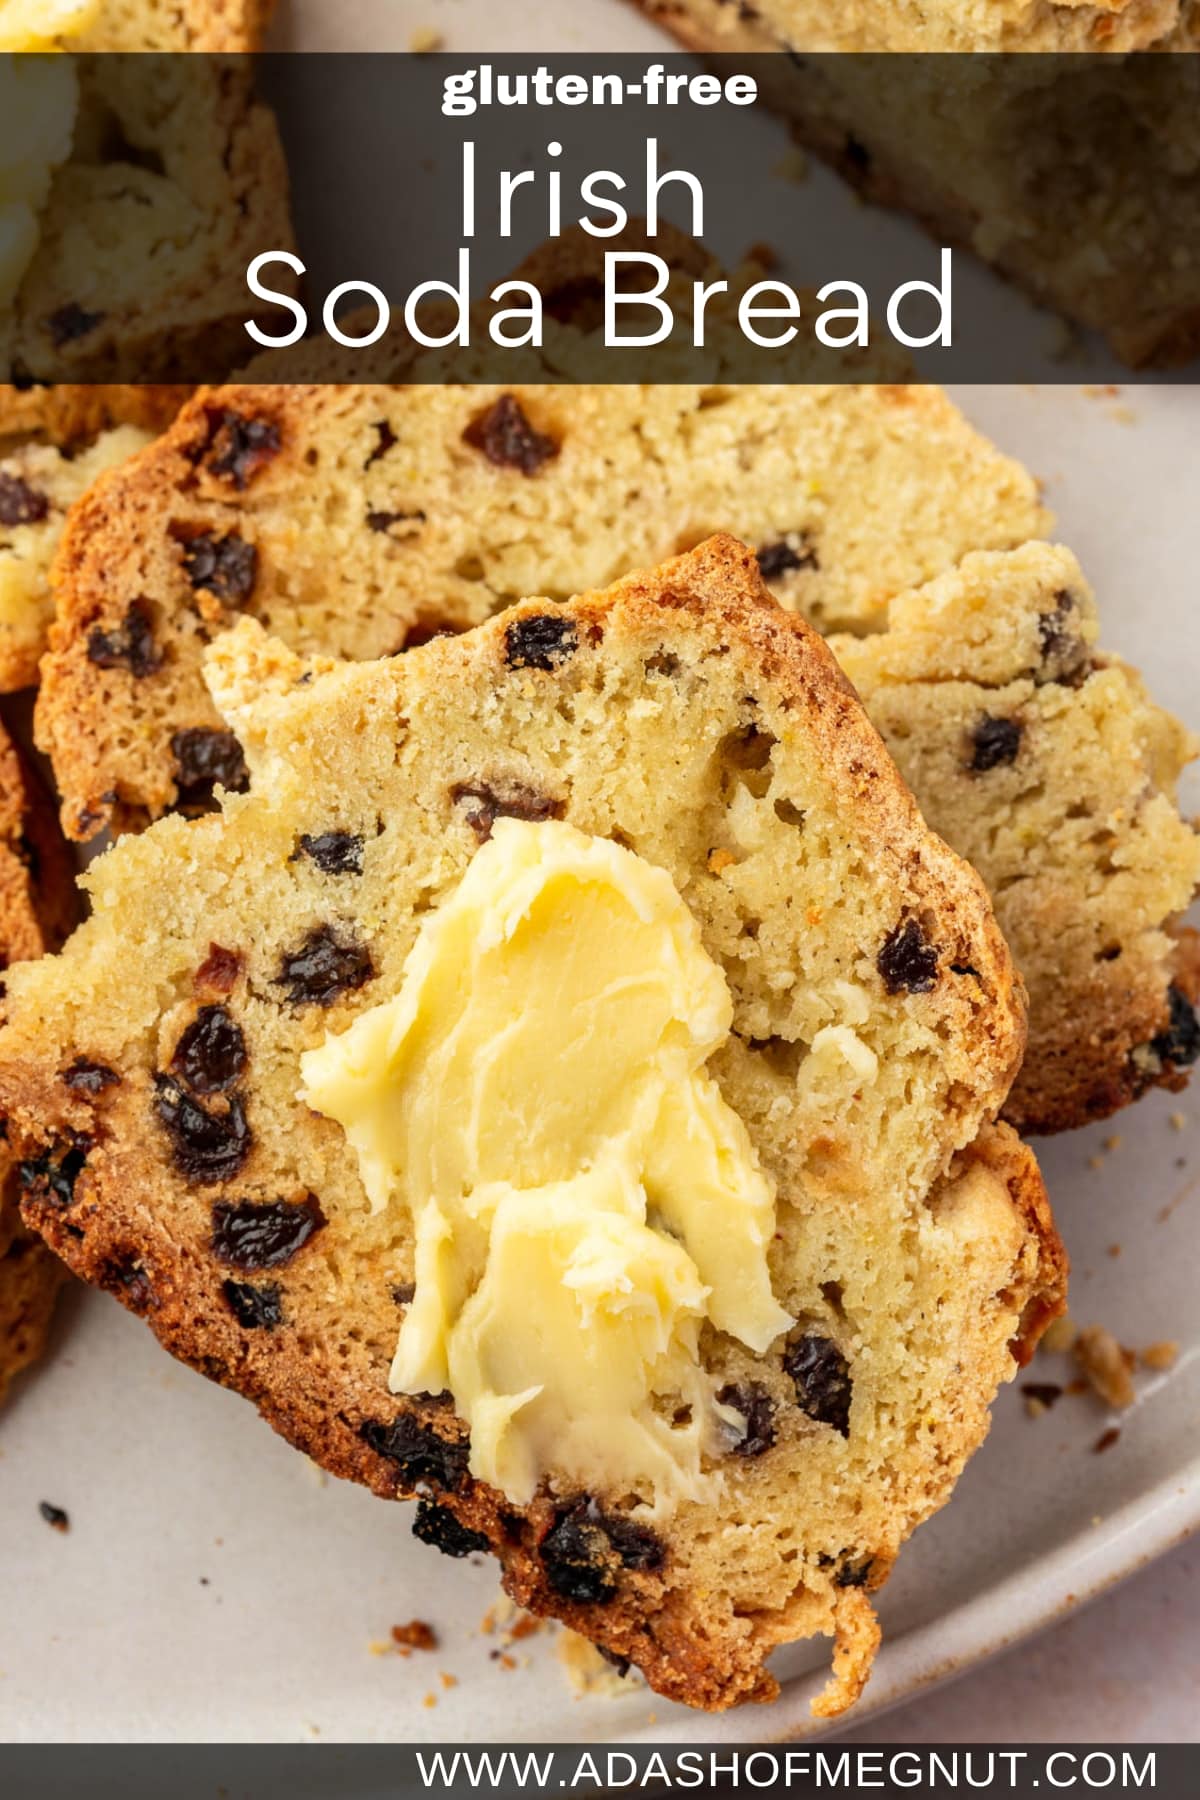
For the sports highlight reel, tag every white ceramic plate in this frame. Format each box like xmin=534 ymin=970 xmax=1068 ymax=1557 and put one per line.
xmin=1 ymin=0 xmax=1198 ymax=1745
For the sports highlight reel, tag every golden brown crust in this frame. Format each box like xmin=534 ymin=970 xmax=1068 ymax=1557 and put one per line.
xmin=962 ymin=1122 xmax=1068 ymax=1364
xmin=0 ymin=387 xmax=189 ymax=451
xmin=1007 ymin=926 xmax=1200 ymax=1133
xmin=0 ymin=536 xmax=1058 ymax=1711
xmin=179 ymin=0 xmax=276 ymax=52
xmin=73 ymin=0 xmax=275 ymax=50
xmin=0 ymin=725 xmax=77 ymax=1403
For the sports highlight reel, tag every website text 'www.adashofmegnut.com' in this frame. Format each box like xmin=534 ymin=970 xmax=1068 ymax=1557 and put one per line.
xmin=413 ymin=1746 xmax=1163 ymax=1796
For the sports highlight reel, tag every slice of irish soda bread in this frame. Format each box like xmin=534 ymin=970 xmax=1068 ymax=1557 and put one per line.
xmin=0 ymin=538 xmax=1064 ymax=1710
xmin=36 ymin=381 xmax=1200 ymax=1131
xmin=0 ymin=385 xmax=187 ymax=692
xmin=0 ymin=425 xmax=154 ymax=690
xmin=831 ymin=545 xmax=1200 ymax=1134
xmin=39 ymin=381 xmax=1047 ymax=838
xmin=0 ymin=725 xmax=78 ymax=1403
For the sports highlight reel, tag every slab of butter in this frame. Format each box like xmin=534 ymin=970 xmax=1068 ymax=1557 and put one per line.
xmin=301 ymin=818 xmax=791 ymax=1512
xmin=0 ymin=2 xmax=98 ymax=50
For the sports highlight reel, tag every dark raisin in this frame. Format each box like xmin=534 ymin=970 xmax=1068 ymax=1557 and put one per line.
xmin=834 ymin=1557 xmax=874 ymax=1589
xmin=16 ymin=830 xmax=39 ymax=885
xmin=717 ymin=1381 xmax=777 ymax=1458
xmin=0 ymin=470 xmax=49 ymax=527
xmin=171 ymin=729 xmax=250 ymax=805
xmin=196 ymin=944 xmax=243 ymax=995
xmin=843 ymin=135 xmax=872 ymax=173
xmin=601 ymin=1512 xmax=665 ymax=1573
xmin=18 ymin=1144 xmax=87 ymax=1209
xmin=181 ymin=532 xmax=258 ymax=604
xmin=1021 ymin=1382 xmax=1064 ymax=1408
xmin=210 ymin=1195 xmax=325 ymax=1271
xmin=222 ymin=1279 xmax=283 ymax=1330
xmin=204 ymin=411 xmax=281 ymax=489
xmin=39 ymin=1502 xmax=69 ymax=1531
xmin=401 ymin=616 xmax=460 ymax=650
xmin=538 ymin=1500 xmax=662 ymax=1602
xmin=294 ymin=832 xmax=365 ymax=876
xmin=504 ymin=614 xmax=578 ymax=673
xmin=365 ymin=420 xmax=397 ymax=467
xmin=366 ymin=507 xmax=424 ymax=532
xmin=463 ymin=395 xmax=558 ymax=475
xmin=102 ymin=1255 xmax=155 ymax=1312
xmin=541 ymin=275 xmax=606 ymax=329
xmin=171 ymin=1005 xmax=246 ymax=1096
xmin=877 ymin=918 xmax=939 ymax=995
xmin=391 ymin=1282 xmax=416 ymax=1305
xmin=970 ymin=716 xmax=1023 ymax=773
xmin=1093 ymin=1426 xmax=1121 ymax=1454
xmin=86 ymin=601 xmax=161 ymax=677
xmin=47 ymin=303 xmax=105 ymax=346
xmin=275 ymin=925 xmax=374 ymax=1007
xmin=539 ymin=1508 xmax=617 ymax=1605
xmin=1036 ymin=589 xmax=1090 ymax=683
xmin=450 ymin=780 xmax=565 ymax=844
xmin=153 ymin=1075 xmax=250 ymax=1184
xmin=412 ymin=1499 xmax=489 ymax=1558
xmin=756 ymin=536 xmax=817 ymax=581
xmin=1150 ymin=984 xmax=1200 ymax=1068
xmin=62 ymin=1058 xmax=120 ymax=1095
xmin=76 ymin=795 xmax=115 ymax=837
xmin=360 ymin=1414 xmax=469 ymax=1491
xmin=1037 ymin=590 xmax=1075 ymax=659
xmin=784 ymin=1334 xmax=853 ymax=1437
xmin=596 ymin=1647 xmax=632 ymax=1678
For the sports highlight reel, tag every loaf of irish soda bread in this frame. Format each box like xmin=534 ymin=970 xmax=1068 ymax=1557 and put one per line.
xmin=830 ymin=544 xmax=1200 ymax=1134
xmin=0 ymin=725 xmax=77 ymax=1404
xmin=638 ymin=10 xmax=1200 ymax=366
xmin=36 ymin=381 xmax=1200 ymax=1132
xmin=0 ymin=537 xmax=1065 ymax=1711
xmin=638 ymin=0 xmax=1194 ymax=55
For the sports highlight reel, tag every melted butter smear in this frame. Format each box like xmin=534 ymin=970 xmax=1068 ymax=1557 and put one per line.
xmin=301 ymin=819 xmax=791 ymax=1512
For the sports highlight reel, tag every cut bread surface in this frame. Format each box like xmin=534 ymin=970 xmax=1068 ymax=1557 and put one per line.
xmin=0 ymin=537 xmax=1064 ymax=1711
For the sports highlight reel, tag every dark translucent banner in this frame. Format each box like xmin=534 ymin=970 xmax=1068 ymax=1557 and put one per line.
xmin=0 ymin=1743 xmax=1194 ymax=1798
xmin=4 ymin=53 xmax=1199 ymax=383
